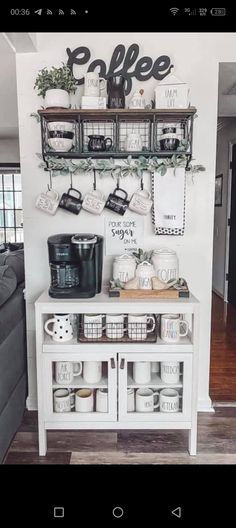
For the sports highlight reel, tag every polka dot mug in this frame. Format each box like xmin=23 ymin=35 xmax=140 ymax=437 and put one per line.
xmin=44 ymin=313 xmax=73 ymax=342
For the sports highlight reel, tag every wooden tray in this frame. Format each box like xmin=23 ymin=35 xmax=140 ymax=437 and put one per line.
xmin=108 ymin=287 xmax=189 ymax=299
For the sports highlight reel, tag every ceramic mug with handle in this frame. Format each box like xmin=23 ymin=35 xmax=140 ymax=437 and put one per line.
xmin=84 ymin=72 xmax=106 ymax=97
xmin=53 ymin=388 xmax=75 ymax=413
xmin=128 ymin=313 xmax=156 ymax=341
xmin=75 ymin=388 xmax=94 ymax=412
xmin=161 ymin=314 xmax=189 ymax=343
xmin=82 ymin=189 xmax=106 ymax=215
xmin=44 ymin=313 xmax=73 ymax=342
xmin=159 ymin=388 xmax=179 ymax=413
xmin=55 ymin=361 xmax=82 ymax=385
xmin=129 ymin=188 xmax=153 ymax=216
xmin=136 ymin=388 xmax=159 ymax=412
xmin=83 ymin=361 xmax=102 ymax=384
xmin=35 ymin=188 xmax=60 ymax=215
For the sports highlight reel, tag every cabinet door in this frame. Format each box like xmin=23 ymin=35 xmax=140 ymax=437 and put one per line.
xmin=118 ymin=353 xmax=192 ymax=423
xmin=43 ymin=352 xmax=117 ymax=422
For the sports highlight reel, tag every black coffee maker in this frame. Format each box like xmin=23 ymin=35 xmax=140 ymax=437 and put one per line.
xmin=48 ymin=234 xmax=104 ymax=298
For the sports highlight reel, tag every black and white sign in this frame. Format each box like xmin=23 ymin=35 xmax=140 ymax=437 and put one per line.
xmin=105 ymin=217 xmax=144 ymax=255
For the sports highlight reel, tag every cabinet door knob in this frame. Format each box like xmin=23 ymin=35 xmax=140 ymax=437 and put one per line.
xmin=110 ymin=357 xmax=116 ymax=369
xmin=120 ymin=358 xmax=125 ymax=369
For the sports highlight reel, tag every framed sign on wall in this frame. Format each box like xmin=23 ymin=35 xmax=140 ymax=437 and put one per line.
xmin=105 ymin=217 xmax=144 ymax=255
xmin=215 ymin=174 xmax=223 ymax=207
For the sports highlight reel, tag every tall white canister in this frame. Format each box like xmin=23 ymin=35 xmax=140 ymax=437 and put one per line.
xmin=151 ymin=248 xmax=179 ymax=283
xmin=113 ymin=254 xmax=137 ymax=283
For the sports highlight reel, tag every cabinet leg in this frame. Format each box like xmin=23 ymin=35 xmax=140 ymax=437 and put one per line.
xmin=38 ymin=424 xmax=47 ymax=456
xmin=188 ymin=428 xmax=197 ymax=456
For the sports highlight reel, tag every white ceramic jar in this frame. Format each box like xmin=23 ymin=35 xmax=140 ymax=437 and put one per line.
xmin=113 ymin=254 xmax=137 ymax=283
xmin=151 ymin=249 xmax=179 ymax=283
xmin=136 ymin=261 xmax=155 ymax=289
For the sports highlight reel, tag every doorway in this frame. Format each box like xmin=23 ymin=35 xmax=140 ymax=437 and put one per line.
xmin=211 ymin=63 xmax=236 ymax=402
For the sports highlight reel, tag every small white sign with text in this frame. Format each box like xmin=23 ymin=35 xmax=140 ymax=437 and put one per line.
xmin=105 ymin=217 xmax=144 ymax=256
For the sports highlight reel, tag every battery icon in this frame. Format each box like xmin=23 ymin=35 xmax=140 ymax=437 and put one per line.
xmin=210 ymin=8 xmax=226 ymax=16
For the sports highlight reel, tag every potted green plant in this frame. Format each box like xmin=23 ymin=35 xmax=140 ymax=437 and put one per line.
xmin=34 ymin=63 xmax=78 ymax=109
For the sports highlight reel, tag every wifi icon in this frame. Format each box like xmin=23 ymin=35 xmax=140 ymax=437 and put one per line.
xmin=47 ymin=9 xmax=53 ymax=15
xmin=170 ymin=7 xmax=179 ymax=16
xmin=70 ymin=9 xmax=76 ymax=15
xmin=58 ymin=9 xmax=64 ymax=15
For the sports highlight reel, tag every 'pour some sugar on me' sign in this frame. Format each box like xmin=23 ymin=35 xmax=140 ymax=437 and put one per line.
xmin=105 ymin=217 xmax=144 ymax=255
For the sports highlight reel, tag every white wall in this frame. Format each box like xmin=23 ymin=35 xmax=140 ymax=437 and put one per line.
xmin=0 ymin=138 xmax=19 ymax=162
xmin=213 ymin=118 xmax=236 ymax=297
xmin=16 ymin=32 xmax=236 ymax=412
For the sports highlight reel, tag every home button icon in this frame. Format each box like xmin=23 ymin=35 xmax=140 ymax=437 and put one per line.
xmin=112 ymin=506 xmax=124 ymax=518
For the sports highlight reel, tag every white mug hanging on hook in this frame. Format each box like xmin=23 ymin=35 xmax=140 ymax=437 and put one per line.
xmin=82 ymin=170 xmax=106 ymax=215
xmin=129 ymin=179 xmax=153 ymax=216
xmin=35 ymin=172 xmax=60 ymax=215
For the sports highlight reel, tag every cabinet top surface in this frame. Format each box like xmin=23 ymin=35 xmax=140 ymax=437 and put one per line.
xmin=38 ymin=107 xmax=197 ymax=118
xmin=35 ymin=289 xmax=199 ymax=308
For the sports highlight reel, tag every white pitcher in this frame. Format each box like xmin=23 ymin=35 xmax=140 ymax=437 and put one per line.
xmin=44 ymin=313 xmax=73 ymax=342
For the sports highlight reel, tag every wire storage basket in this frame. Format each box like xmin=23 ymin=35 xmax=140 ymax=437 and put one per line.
xmin=77 ymin=314 xmax=159 ymax=343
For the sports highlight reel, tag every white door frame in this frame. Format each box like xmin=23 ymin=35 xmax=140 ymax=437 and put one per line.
xmin=224 ymin=140 xmax=236 ymax=302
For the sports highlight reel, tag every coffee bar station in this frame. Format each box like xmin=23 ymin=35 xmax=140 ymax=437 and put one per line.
xmin=34 ymin=64 xmax=200 ymax=457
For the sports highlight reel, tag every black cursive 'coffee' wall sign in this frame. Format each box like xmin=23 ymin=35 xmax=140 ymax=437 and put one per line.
xmin=66 ymin=44 xmax=173 ymax=95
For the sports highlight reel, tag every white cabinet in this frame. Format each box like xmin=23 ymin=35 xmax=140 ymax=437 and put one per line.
xmin=35 ymin=290 xmax=199 ymax=456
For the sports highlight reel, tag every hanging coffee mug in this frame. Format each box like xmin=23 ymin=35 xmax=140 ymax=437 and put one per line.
xmin=82 ymin=189 xmax=106 ymax=215
xmin=129 ymin=188 xmax=153 ymax=216
xmin=35 ymin=188 xmax=60 ymax=215
xmin=105 ymin=187 xmax=129 ymax=216
xmin=59 ymin=188 xmax=83 ymax=215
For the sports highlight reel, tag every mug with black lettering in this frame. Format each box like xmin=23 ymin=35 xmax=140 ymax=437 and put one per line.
xmin=59 ymin=187 xmax=83 ymax=215
xmin=105 ymin=187 xmax=129 ymax=216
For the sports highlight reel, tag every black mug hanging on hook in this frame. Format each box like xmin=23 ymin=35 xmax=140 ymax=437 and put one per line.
xmin=59 ymin=188 xmax=83 ymax=215
xmin=105 ymin=186 xmax=129 ymax=216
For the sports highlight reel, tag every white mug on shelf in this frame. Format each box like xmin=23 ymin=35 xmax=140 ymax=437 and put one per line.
xmin=84 ymin=72 xmax=106 ymax=97
xmin=106 ymin=313 xmax=126 ymax=339
xmin=135 ymin=388 xmax=159 ymax=412
xmin=125 ymin=133 xmax=142 ymax=151
xmin=75 ymin=388 xmax=94 ymax=412
xmin=161 ymin=361 xmax=180 ymax=384
xmin=133 ymin=361 xmax=151 ymax=384
xmin=83 ymin=314 xmax=105 ymax=339
xmin=96 ymin=388 xmax=108 ymax=413
xmin=83 ymin=361 xmax=102 ymax=384
xmin=55 ymin=361 xmax=82 ymax=385
xmin=53 ymin=388 xmax=75 ymax=413
xmin=160 ymin=314 xmax=189 ymax=343
xmin=128 ymin=313 xmax=156 ymax=341
xmin=44 ymin=313 xmax=73 ymax=342
xmin=129 ymin=189 xmax=153 ymax=216
xmin=127 ymin=388 xmax=135 ymax=412
xmin=159 ymin=388 xmax=179 ymax=413
xmin=82 ymin=189 xmax=106 ymax=215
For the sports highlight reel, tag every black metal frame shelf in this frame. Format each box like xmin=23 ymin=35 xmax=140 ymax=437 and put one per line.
xmin=38 ymin=107 xmax=197 ymax=162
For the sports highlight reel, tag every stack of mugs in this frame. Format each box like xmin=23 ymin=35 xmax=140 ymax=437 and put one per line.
xmin=47 ymin=121 xmax=74 ymax=152
xmin=82 ymin=313 xmax=156 ymax=341
xmin=53 ymin=360 xmax=109 ymax=413
xmin=127 ymin=360 xmax=181 ymax=413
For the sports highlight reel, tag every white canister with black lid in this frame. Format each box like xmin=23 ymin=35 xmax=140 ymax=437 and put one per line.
xmin=151 ymin=248 xmax=179 ymax=283
xmin=113 ymin=254 xmax=137 ymax=283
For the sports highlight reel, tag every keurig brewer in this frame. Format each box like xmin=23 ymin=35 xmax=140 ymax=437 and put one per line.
xmin=48 ymin=234 xmax=104 ymax=298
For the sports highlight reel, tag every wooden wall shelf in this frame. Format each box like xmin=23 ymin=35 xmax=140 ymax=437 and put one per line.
xmin=38 ymin=107 xmax=197 ymax=161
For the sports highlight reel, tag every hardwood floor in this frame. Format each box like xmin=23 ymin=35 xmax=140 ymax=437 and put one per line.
xmin=3 ymin=408 xmax=236 ymax=464
xmin=210 ymin=293 xmax=236 ymax=401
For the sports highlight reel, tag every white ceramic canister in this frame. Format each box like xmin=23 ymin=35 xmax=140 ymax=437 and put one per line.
xmin=136 ymin=261 xmax=155 ymax=290
xmin=151 ymin=248 xmax=179 ymax=283
xmin=113 ymin=254 xmax=137 ymax=284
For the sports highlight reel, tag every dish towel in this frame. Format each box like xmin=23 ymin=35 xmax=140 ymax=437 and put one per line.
xmin=152 ymin=167 xmax=186 ymax=236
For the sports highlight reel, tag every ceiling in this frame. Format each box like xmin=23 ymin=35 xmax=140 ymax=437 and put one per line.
xmin=218 ymin=63 xmax=236 ymax=117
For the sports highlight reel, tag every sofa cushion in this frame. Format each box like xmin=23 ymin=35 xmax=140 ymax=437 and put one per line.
xmin=0 ymin=249 xmax=24 ymax=284
xmin=0 ymin=283 xmax=25 ymax=346
xmin=0 ymin=265 xmax=17 ymax=307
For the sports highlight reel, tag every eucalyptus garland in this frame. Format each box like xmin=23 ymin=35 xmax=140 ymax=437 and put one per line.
xmin=37 ymin=153 xmax=205 ymax=178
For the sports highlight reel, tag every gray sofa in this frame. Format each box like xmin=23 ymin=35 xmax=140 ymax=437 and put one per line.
xmin=0 ymin=249 xmax=27 ymax=463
